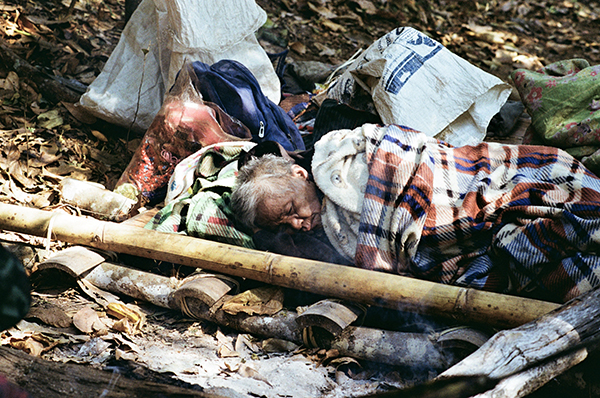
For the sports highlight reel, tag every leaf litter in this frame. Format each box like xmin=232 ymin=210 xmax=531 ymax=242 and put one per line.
xmin=1 ymin=0 xmax=600 ymax=397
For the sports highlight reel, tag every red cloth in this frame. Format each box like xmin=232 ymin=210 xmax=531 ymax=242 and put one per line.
xmin=0 ymin=374 xmax=33 ymax=398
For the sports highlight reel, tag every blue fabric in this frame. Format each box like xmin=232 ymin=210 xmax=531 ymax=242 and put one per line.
xmin=191 ymin=60 xmax=305 ymax=152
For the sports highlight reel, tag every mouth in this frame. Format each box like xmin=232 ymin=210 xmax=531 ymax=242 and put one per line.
xmin=304 ymin=212 xmax=322 ymax=231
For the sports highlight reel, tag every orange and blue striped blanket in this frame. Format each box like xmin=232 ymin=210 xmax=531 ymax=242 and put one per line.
xmin=356 ymin=124 xmax=600 ymax=302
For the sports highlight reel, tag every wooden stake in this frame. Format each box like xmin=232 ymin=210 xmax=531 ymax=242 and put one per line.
xmin=0 ymin=203 xmax=559 ymax=328
xmin=439 ymin=286 xmax=600 ymax=397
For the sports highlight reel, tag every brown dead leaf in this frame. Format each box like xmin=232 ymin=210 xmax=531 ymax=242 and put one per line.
xmin=106 ymin=302 xmax=145 ymax=333
xmin=317 ymin=348 xmax=340 ymax=367
xmin=10 ymin=337 xmax=45 ymax=356
xmin=307 ymin=2 xmax=337 ymax=19
xmin=91 ymin=130 xmax=108 ymax=142
xmin=223 ymin=360 xmax=240 ymax=372
xmin=352 ymin=0 xmax=378 ymax=15
xmin=17 ymin=14 xmax=40 ymax=35
xmin=328 ymin=356 xmax=361 ymax=369
xmin=222 ymin=286 xmax=284 ymax=316
xmin=0 ymin=71 xmax=19 ymax=92
xmin=512 ymin=54 xmax=544 ymax=70
xmin=290 ymin=41 xmax=307 ymax=55
xmin=545 ymin=41 xmax=574 ymax=54
xmin=7 ymin=159 xmax=36 ymax=189
xmin=61 ymin=102 xmax=97 ymax=125
xmin=45 ymin=160 xmax=92 ymax=179
xmin=495 ymin=49 xmax=517 ymax=64
xmin=237 ymin=363 xmax=273 ymax=387
xmin=89 ymin=147 xmax=121 ymax=165
xmin=314 ymin=42 xmax=337 ymax=57
xmin=5 ymin=179 xmax=31 ymax=203
xmin=216 ymin=330 xmax=238 ymax=357
xmin=27 ymin=150 xmax=62 ymax=168
xmin=261 ymin=338 xmax=299 ymax=353
xmin=112 ymin=318 xmax=133 ymax=334
xmin=37 ymin=110 xmax=64 ymax=129
xmin=218 ymin=344 xmax=239 ymax=358
xmin=30 ymin=190 xmax=54 ymax=208
xmin=73 ymin=306 xmax=103 ymax=334
xmin=321 ymin=19 xmax=346 ymax=32
xmin=26 ymin=301 xmax=72 ymax=328
xmin=235 ymin=333 xmax=260 ymax=353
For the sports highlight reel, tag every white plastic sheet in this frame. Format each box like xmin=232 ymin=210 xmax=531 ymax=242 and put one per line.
xmin=79 ymin=0 xmax=280 ymax=133
xmin=327 ymin=27 xmax=512 ymax=146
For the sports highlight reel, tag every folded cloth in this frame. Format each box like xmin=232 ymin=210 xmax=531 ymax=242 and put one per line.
xmin=146 ymin=143 xmax=254 ymax=248
xmin=512 ymin=59 xmax=600 ymax=173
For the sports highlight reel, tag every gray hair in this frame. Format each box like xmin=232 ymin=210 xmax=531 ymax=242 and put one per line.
xmin=231 ymin=154 xmax=297 ymax=230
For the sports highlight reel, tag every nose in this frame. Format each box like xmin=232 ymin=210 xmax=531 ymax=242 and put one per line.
xmin=289 ymin=217 xmax=304 ymax=230
xmin=288 ymin=215 xmax=313 ymax=231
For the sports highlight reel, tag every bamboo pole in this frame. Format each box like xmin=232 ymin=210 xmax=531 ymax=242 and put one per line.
xmin=0 ymin=203 xmax=559 ymax=328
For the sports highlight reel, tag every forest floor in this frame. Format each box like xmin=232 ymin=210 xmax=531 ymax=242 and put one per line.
xmin=1 ymin=0 xmax=600 ymax=397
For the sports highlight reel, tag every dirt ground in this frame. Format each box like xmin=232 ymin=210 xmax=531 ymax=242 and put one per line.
xmin=1 ymin=0 xmax=600 ymax=397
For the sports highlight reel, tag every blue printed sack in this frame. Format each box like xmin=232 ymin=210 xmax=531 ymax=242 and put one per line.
xmin=191 ymin=60 xmax=305 ymax=152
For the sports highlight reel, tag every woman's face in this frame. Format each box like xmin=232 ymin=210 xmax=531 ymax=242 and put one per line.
xmin=257 ymin=165 xmax=322 ymax=232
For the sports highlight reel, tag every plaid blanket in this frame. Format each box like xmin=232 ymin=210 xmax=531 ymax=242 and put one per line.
xmin=355 ymin=124 xmax=600 ymax=302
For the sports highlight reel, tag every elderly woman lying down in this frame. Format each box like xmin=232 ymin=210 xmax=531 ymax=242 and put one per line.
xmin=231 ymin=124 xmax=600 ymax=303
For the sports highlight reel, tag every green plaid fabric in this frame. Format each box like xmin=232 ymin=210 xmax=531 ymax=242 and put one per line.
xmin=145 ymin=145 xmax=254 ymax=248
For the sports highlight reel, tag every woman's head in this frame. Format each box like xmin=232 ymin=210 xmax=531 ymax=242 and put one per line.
xmin=232 ymin=154 xmax=322 ymax=232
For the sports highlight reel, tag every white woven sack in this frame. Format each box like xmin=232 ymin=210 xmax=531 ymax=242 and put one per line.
xmin=327 ymin=27 xmax=512 ymax=146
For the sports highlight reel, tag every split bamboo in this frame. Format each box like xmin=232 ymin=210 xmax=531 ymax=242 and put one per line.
xmin=0 ymin=203 xmax=559 ymax=328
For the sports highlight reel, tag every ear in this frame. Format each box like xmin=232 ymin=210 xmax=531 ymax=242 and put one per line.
xmin=290 ymin=164 xmax=309 ymax=180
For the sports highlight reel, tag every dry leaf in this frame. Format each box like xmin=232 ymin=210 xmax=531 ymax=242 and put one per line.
xmin=115 ymin=347 xmax=138 ymax=361
xmin=222 ymin=286 xmax=284 ymax=316
xmin=236 ymin=334 xmax=261 ymax=353
xmin=112 ymin=318 xmax=133 ymax=334
xmin=45 ymin=160 xmax=92 ymax=179
xmin=545 ymin=41 xmax=574 ymax=54
xmin=26 ymin=301 xmax=72 ymax=328
xmin=10 ymin=337 xmax=45 ymax=356
xmin=307 ymin=2 xmax=337 ymax=19
xmin=237 ymin=363 xmax=273 ymax=387
xmin=290 ymin=41 xmax=306 ymax=55
xmin=37 ymin=110 xmax=64 ymax=129
xmin=106 ymin=302 xmax=145 ymax=333
xmin=328 ymin=356 xmax=361 ymax=369
xmin=261 ymin=338 xmax=299 ymax=353
xmin=353 ymin=0 xmax=377 ymax=15
xmin=73 ymin=306 xmax=102 ymax=334
xmin=317 ymin=348 xmax=340 ymax=366
xmin=218 ymin=344 xmax=239 ymax=358
xmin=0 ymin=71 xmax=19 ymax=91
xmin=6 ymin=179 xmax=31 ymax=203
xmin=91 ymin=130 xmax=108 ymax=142
xmin=223 ymin=360 xmax=240 ymax=372
xmin=512 ymin=54 xmax=544 ymax=70
xmin=314 ymin=42 xmax=337 ymax=57
xmin=321 ymin=19 xmax=345 ymax=32
xmin=30 ymin=190 xmax=54 ymax=208
xmin=61 ymin=102 xmax=97 ymax=124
